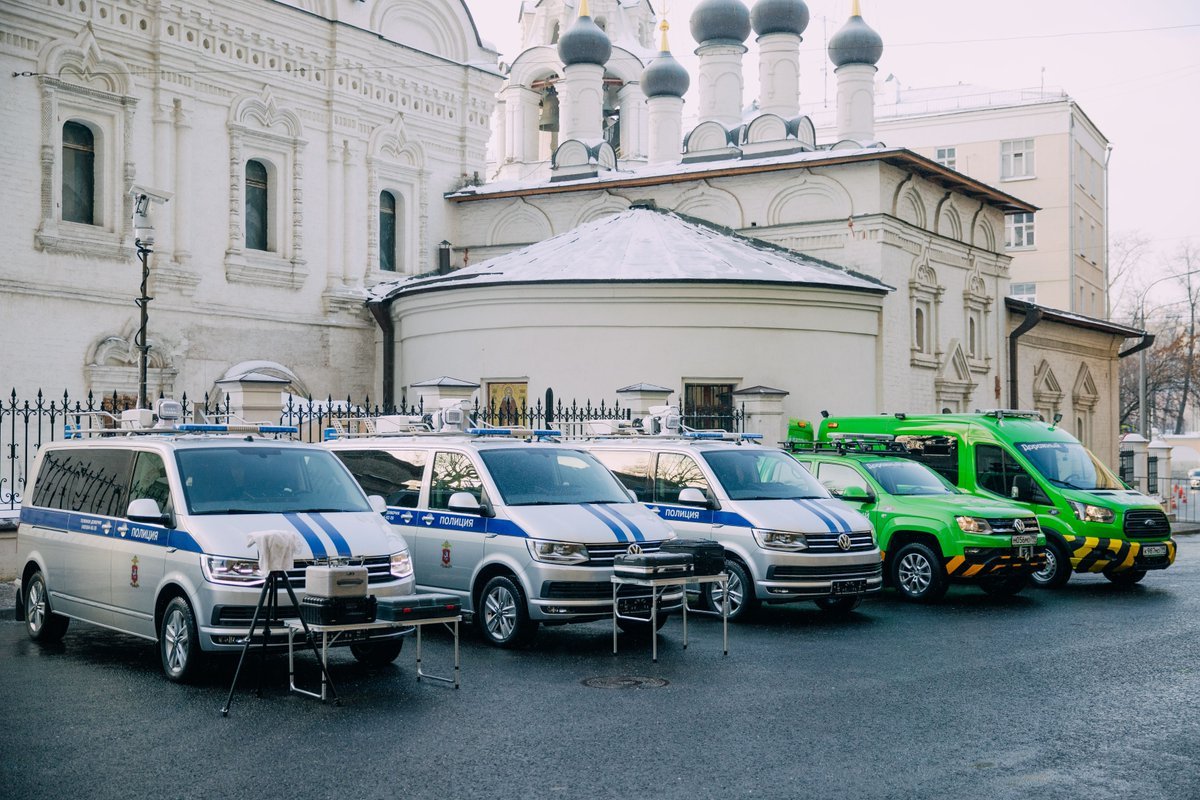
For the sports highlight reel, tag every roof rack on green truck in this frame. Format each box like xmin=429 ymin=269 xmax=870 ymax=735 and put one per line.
xmin=786 ymin=423 xmax=1046 ymax=601
xmin=801 ymin=412 xmax=1176 ymax=588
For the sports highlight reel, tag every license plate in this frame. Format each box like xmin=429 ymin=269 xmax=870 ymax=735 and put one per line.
xmin=617 ymin=597 xmax=653 ymax=613
xmin=831 ymin=579 xmax=867 ymax=596
xmin=1142 ymin=544 xmax=1168 ymax=557
xmin=1011 ymin=534 xmax=1036 ymax=546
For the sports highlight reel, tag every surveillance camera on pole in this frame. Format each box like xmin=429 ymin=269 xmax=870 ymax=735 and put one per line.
xmin=128 ymin=184 xmax=172 ymax=409
xmin=129 ymin=184 xmax=172 ymax=247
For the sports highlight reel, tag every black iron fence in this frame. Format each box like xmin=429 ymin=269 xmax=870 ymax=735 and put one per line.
xmin=2 ymin=388 xmax=744 ymax=518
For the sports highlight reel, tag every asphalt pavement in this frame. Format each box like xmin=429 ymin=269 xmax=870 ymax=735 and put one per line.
xmin=2 ymin=539 xmax=1198 ymax=800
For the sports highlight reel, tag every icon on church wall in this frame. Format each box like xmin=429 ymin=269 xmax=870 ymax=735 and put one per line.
xmin=489 ymin=382 xmax=528 ymax=427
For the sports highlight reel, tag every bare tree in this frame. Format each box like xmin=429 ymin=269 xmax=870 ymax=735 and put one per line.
xmin=1108 ymin=231 xmax=1153 ymax=320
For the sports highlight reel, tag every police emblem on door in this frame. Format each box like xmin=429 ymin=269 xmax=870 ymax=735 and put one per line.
xmin=130 ymin=556 xmax=140 ymax=588
xmin=837 ymin=534 xmax=852 ymax=551
xmin=441 ymin=541 xmax=452 ymax=568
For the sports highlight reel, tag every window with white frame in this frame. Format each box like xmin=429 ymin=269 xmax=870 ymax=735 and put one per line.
xmin=245 ymin=159 xmax=270 ymax=252
xmin=935 ymin=146 xmax=956 ymax=170
xmin=379 ymin=190 xmax=399 ymax=272
xmin=62 ymin=121 xmax=97 ymax=226
xmin=1005 ymin=212 xmax=1035 ymax=249
xmin=1000 ymin=138 xmax=1035 ymax=179
xmin=1009 ymin=282 xmax=1036 ymax=303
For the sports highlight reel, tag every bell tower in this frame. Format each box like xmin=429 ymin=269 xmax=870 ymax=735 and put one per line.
xmin=520 ymin=0 xmax=658 ymax=51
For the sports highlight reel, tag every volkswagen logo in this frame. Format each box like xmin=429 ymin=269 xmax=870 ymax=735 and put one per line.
xmin=627 ymin=543 xmax=643 ymax=555
xmin=837 ymin=533 xmax=853 ymax=551
xmin=1014 ymin=519 xmax=1026 ymax=534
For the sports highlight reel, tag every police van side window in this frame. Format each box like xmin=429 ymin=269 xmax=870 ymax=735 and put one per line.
xmin=335 ymin=449 xmax=427 ymax=508
xmin=430 ymin=451 xmax=484 ymax=510
xmin=592 ymin=450 xmax=652 ymax=502
xmin=71 ymin=449 xmax=135 ymax=516
xmin=31 ymin=450 xmax=79 ymax=510
xmin=129 ymin=452 xmax=173 ymax=518
xmin=654 ymin=453 xmax=711 ymax=504
xmin=975 ymin=444 xmax=1045 ymax=503
xmin=896 ymin=435 xmax=959 ymax=484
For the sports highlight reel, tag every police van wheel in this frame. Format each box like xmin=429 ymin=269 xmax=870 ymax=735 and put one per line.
xmin=24 ymin=570 xmax=69 ymax=643
xmin=160 ymin=596 xmax=205 ymax=683
xmin=350 ymin=640 xmax=404 ymax=666
xmin=1030 ymin=539 xmax=1072 ymax=589
xmin=814 ymin=595 xmax=862 ymax=614
xmin=979 ymin=574 xmax=1028 ymax=597
xmin=891 ymin=543 xmax=948 ymax=602
xmin=705 ymin=559 xmax=758 ymax=621
xmin=1103 ymin=568 xmax=1146 ymax=587
xmin=477 ymin=575 xmax=538 ymax=648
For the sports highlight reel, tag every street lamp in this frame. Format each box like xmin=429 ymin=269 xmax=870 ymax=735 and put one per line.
xmin=129 ymin=185 xmax=172 ymax=409
xmin=1132 ymin=268 xmax=1200 ymax=438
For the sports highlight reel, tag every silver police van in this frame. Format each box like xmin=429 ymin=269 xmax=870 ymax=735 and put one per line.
xmin=324 ymin=406 xmax=681 ymax=648
xmin=581 ymin=409 xmax=883 ymax=619
xmin=15 ymin=402 xmax=415 ymax=682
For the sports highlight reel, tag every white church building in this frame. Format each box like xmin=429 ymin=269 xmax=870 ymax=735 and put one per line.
xmin=0 ymin=0 xmax=1143 ymax=461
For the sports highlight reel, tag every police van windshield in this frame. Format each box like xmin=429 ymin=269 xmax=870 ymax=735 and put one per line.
xmin=479 ymin=448 xmax=630 ymax=506
xmin=862 ymin=460 xmax=956 ymax=496
xmin=702 ymin=450 xmax=830 ymax=501
xmin=1015 ymin=442 xmax=1124 ymax=491
xmin=176 ymin=447 xmax=372 ymax=515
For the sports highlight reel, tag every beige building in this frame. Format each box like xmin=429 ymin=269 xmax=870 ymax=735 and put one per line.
xmin=807 ymin=85 xmax=1110 ymax=318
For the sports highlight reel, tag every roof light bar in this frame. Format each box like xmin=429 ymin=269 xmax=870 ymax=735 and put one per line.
xmin=177 ymin=423 xmax=298 ymax=434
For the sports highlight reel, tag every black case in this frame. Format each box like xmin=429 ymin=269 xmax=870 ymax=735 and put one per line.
xmin=659 ymin=539 xmax=725 ymax=576
xmin=376 ymin=594 xmax=462 ymax=622
xmin=299 ymin=594 xmax=377 ymax=626
xmin=613 ymin=551 xmax=694 ymax=579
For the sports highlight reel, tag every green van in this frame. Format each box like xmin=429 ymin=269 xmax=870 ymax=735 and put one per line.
xmin=786 ymin=427 xmax=1047 ymax=601
xmin=808 ymin=412 xmax=1175 ymax=588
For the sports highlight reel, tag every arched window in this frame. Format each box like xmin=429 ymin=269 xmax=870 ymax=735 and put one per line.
xmin=914 ymin=307 xmax=926 ymax=352
xmin=62 ymin=121 xmax=95 ymax=225
xmin=967 ymin=317 xmax=977 ymax=358
xmin=245 ymin=159 xmax=269 ymax=251
xmin=379 ymin=190 xmax=398 ymax=272
xmin=550 ymin=21 xmax=561 ymax=44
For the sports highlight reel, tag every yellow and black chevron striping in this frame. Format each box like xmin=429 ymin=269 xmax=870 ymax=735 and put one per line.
xmin=1066 ymin=536 xmax=1177 ymax=573
xmin=944 ymin=551 xmax=1046 ymax=578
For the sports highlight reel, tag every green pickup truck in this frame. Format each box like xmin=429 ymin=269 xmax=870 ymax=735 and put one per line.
xmin=787 ymin=425 xmax=1046 ymax=601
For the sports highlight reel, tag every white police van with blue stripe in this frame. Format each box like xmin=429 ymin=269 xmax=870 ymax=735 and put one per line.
xmin=15 ymin=402 xmax=415 ymax=682
xmin=582 ymin=410 xmax=882 ymax=619
xmin=324 ymin=409 xmax=680 ymax=648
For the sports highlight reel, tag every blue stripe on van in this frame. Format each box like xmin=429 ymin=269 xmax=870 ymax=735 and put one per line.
xmin=20 ymin=505 xmax=198 ymax=551
xmin=815 ymin=501 xmax=856 ymax=534
xmin=594 ymin=505 xmax=646 ymax=542
xmin=791 ymin=499 xmax=841 ymax=533
xmin=308 ymin=512 xmax=352 ymax=558
xmin=581 ymin=504 xmax=628 ymax=542
xmin=284 ymin=512 xmax=328 ymax=559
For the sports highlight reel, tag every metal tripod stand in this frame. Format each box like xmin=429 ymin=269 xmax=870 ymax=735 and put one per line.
xmin=221 ymin=570 xmax=339 ymax=715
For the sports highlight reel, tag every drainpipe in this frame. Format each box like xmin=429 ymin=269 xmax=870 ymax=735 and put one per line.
xmin=1008 ymin=305 xmax=1043 ymax=409
xmin=368 ymin=300 xmax=395 ymax=412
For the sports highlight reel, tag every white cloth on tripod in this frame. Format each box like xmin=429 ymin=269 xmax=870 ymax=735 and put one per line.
xmin=246 ymin=530 xmax=304 ymax=573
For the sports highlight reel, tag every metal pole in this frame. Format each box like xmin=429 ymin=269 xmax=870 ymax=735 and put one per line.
xmin=135 ymin=242 xmax=153 ymax=409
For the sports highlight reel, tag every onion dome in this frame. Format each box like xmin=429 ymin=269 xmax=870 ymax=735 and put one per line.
xmin=690 ymin=0 xmax=752 ymax=46
xmin=558 ymin=9 xmax=612 ymax=67
xmin=828 ymin=4 xmax=883 ymax=67
xmin=643 ymin=52 xmax=690 ymax=99
xmin=751 ymin=0 xmax=811 ymax=37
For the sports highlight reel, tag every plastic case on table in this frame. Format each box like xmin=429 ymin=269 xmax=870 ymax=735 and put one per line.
xmin=613 ymin=551 xmax=694 ymax=579
xmin=659 ymin=539 xmax=725 ymax=576
xmin=304 ymin=565 xmax=369 ymax=598
xmin=376 ymin=594 xmax=462 ymax=622
xmin=298 ymin=594 xmax=377 ymax=625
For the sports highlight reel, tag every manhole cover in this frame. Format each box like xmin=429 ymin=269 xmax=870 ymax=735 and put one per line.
xmin=581 ymin=675 xmax=669 ymax=689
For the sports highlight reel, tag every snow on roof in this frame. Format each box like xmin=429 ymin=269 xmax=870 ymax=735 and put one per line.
xmin=370 ymin=208 xmax=891 ymax=302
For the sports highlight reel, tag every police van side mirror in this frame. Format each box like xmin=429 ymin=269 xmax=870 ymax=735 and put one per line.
xmin=127 ymin=498 xmax=171 ymax=526
xmin=448 ymin=492 xmax=484 ymax=515
xmin=678 ymin=487 xmax=716 ymax=509
xmin=840 ymin=486 xmax=876 ymax=504
xmin=367 ymin=495 xmax=388 ymax=514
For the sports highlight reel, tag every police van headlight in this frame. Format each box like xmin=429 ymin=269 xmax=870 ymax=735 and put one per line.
xmin=955 ymin=516 xmax=993 ymax=534
xmin=527 ymin=539 xmax=589 ymax=565
xmin=1068 ymin=501 xmax=1115 ymax=524
xmin=752 ymin=529 xmax=808 ymax=551
xmin=390 ymin=549 xmax=414 ymax=579
xmin=203 ymin=557 xmax=265 ymax=585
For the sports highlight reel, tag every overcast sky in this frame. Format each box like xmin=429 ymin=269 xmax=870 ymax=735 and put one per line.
xmin=463 ymin=0 xmax=1200 ymax=307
